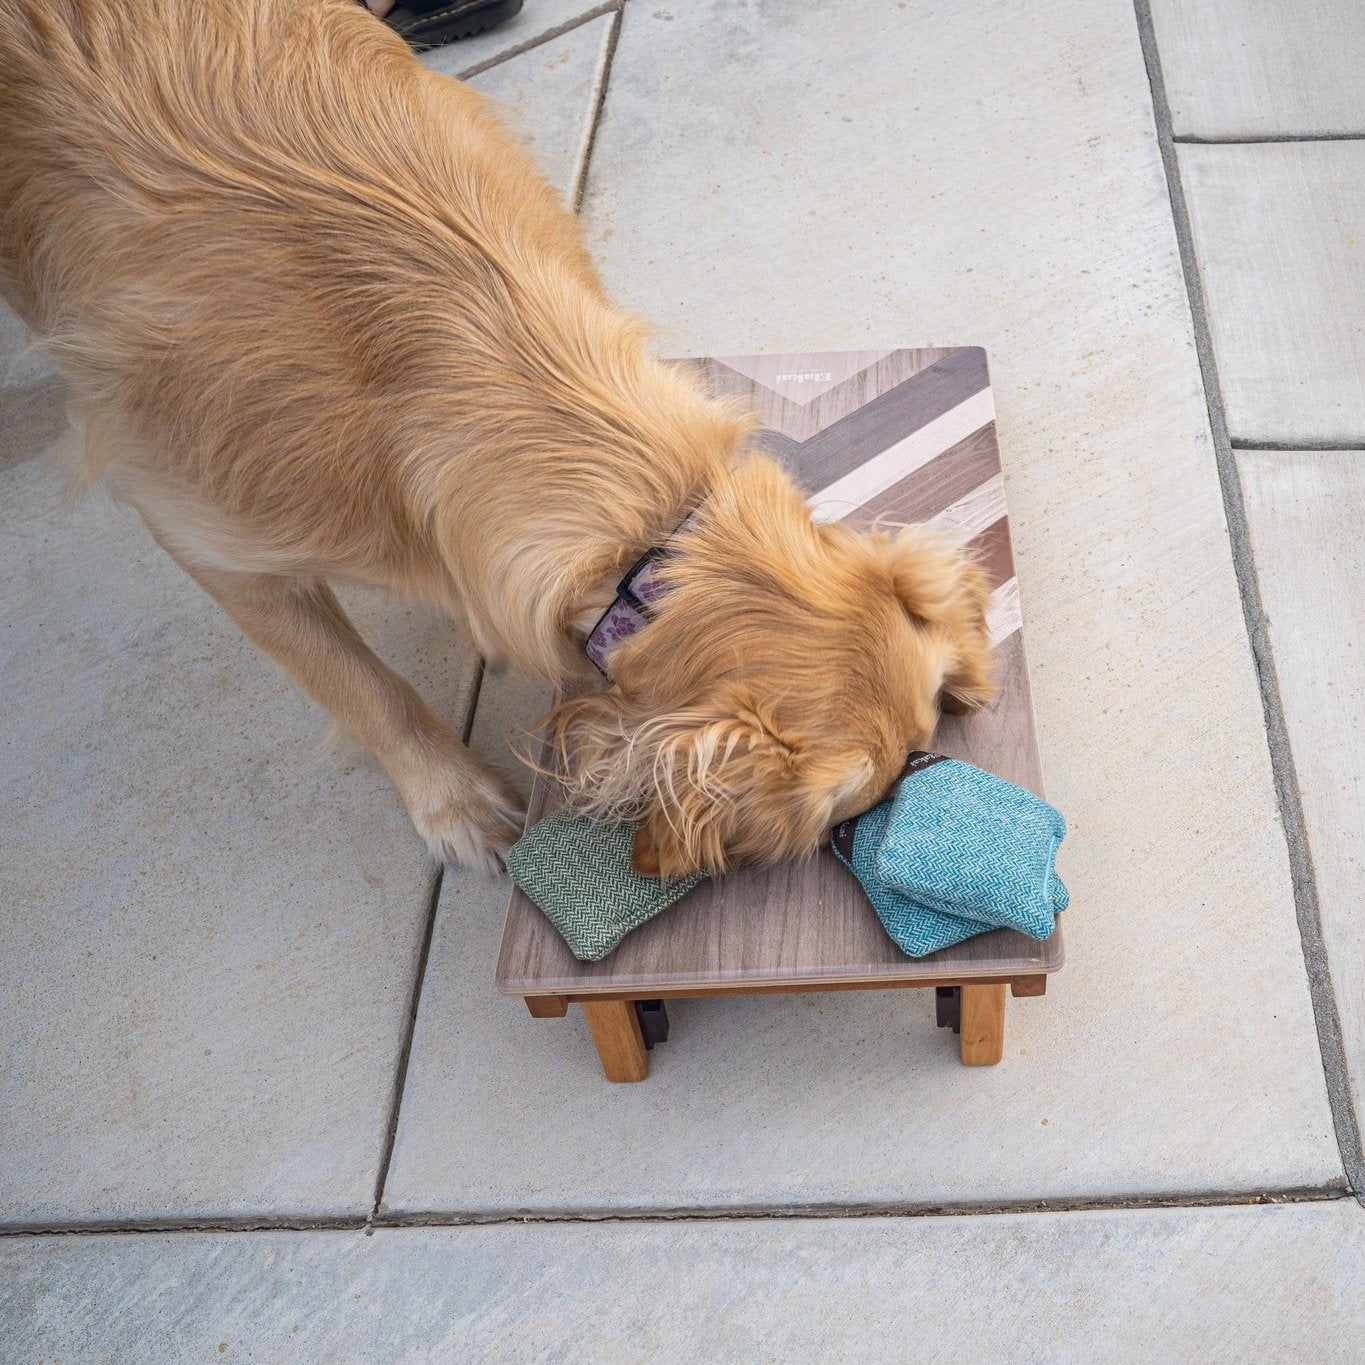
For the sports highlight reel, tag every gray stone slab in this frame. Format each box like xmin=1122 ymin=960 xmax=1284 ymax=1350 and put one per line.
xmin=384 ymin=0 xmax=1342 ymax=1213
xmin=1178 ymin=142 xmax=1365 ymax=446
xmin=0 ymin=377 xmax=67 ymax=476
xmin=466 ymin=662 xmax=555 ymax=805
xmin=0 ymin=452 xmax=477 ymax=1226
xmin=0 ymin=0 xmax=612 ymax=1227
xmin=1149 ymin=0 xmax=1365 ymax=139
xmin=4 ymin=1202 xmax=1364 ymax=1359
xmin=422 ymin=0 xmax=612 ymax=82
xmin=1239 ymin=450 xmax=1365 ymax=1127
xmin=455 ymin=12 xmax=612 ymax=204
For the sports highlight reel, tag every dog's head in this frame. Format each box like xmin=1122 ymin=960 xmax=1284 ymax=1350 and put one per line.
xmin=551 ymin=458 xmax=995 ymax=878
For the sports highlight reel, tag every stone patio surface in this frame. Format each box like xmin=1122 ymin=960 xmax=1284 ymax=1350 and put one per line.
xmin=2 ymin=1 xmax=1363 ymax=1358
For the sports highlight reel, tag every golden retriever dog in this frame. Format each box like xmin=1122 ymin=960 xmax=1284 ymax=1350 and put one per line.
xmin=0 ymin=0 xmax=993 ymax=876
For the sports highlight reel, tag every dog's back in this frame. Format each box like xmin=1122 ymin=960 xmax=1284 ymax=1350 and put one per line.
xmin=0 ymin=0 xmax=595 ymax=318
xmin=0 ymin=0 xmax=617 ymax=579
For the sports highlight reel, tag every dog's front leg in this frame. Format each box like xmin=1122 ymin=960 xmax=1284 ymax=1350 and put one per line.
xmin=161 ymin=556 xmax=523 ymax=871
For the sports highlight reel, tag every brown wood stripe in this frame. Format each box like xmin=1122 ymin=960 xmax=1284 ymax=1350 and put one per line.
xmin=970 ymin=516 xmax=1015 ymax=592
xmin=848 ymin=423 xmax=1001 ymax=530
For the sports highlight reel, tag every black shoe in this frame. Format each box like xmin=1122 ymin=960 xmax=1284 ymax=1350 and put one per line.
xmin=384 ymin=0 xmax=525 ymax=51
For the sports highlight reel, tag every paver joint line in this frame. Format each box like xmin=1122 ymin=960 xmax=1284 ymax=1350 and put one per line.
xmin=570 ymin=6 xmax=623 ymax=214
xmin=0 ymin=1216 xmax=370 ymax=1240
xmin=1231 ymin=439 xmax=1365 ymax=454
xmin=3 ymin=1184 xmax=1351 ymax=1241
xmin=455 ymin=0 xmax=620 ymax=82
xmin=372 ymin=1186 xmax=1354 ymax=1230
xmin=1134 ymin=0 xmax=1365 ymax=1202
xmin=368 ymin=865 xmax=445 ymax=1225
xmin=370 ymin=653 xmax=486 ymax=1223
xmin=460 ymin=656 xmax=487 ymax=747
xmin=370 ymin=8 xmax=621 ymax=1211
xmin=1173 ymin=133 xmax=1365 ymax=146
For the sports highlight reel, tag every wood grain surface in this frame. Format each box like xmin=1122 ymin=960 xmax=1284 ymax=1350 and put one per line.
xmin=497 ymin=349 xmax=1063 ymax=996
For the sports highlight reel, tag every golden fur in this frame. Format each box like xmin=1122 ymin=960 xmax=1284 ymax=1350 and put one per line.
xmin=0 ymin=0 xmax=994 ymax=875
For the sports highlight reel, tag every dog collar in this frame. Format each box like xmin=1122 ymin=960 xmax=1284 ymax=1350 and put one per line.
xmin=584 ymin=511 xmax=700 ymax=679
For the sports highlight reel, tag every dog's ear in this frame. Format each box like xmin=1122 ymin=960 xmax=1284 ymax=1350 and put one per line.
xmin=629 ymin=689 xmax=806 ymax=878
xmin=551 ymin=684 xmax=835 ymax=877
xmin=940 ymin=665 xmax=995 ymax=715
xmin=878 ymin=529 xmax=996 ymax=715
xmin=879 ymin=527 xmax=985 ymax=624
xmin=937 ymin=582 xmax=996 ymax=716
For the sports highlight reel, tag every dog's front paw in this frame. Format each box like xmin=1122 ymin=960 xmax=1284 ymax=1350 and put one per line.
xmin=410 ymin=769 xmax=525 ymax=875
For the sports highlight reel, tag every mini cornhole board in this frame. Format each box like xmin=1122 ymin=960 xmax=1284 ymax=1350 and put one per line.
xmin=496 ymin=348 xmax=1064 ymax=1080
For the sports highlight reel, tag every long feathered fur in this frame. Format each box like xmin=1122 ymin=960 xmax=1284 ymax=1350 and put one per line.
xmin=0 ymin=0 xmax=994 ymax=873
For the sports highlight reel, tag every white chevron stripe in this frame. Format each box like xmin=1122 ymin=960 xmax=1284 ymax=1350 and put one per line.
xmin=927 ymin=471 xmax=1007 ymax=543
xmin=987 ymin=576 xmax=1023 ymax=646
xmin=808 ymin=386 xmax=996 ymax=523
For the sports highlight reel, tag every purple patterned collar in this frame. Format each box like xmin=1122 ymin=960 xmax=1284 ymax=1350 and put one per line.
xmin=584 ymin=511 xmax=700 ymax=679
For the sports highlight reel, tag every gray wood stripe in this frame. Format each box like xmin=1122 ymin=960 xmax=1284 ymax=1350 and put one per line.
xmin=746 ymin=347 xmax=990 ymax=494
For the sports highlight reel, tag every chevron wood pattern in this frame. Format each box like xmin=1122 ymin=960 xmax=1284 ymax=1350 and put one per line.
xmin=497 ymin=348 xmax=1063 ymax=996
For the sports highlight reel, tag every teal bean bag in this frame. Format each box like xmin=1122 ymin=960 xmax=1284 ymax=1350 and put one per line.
xmin=833 ymin=752 xmax=1067 ymax=957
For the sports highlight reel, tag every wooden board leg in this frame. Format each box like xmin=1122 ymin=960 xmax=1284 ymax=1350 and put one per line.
xmin=1011 ymin=975 xmax=1047 ymax=998
xmin=525 ymin=995 xmax=569 ymax=1018
xmin=582 ymin=1000 xmax=649 ymax=1082
xmin=959 ymin=983 xmax=1007 ymax=1066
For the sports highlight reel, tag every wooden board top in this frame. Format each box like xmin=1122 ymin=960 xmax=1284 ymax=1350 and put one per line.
xmin=496 ymin=348 xmax=1064 ymax=996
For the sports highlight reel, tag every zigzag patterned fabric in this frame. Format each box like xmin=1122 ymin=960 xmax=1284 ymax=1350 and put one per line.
xmin=506 ymin=810 xmax=706 ymax=962
xmin=872 ymin=754 xmax=1067 ymax=939
xmin=831 ymin=801 xmax=989 ymax=957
